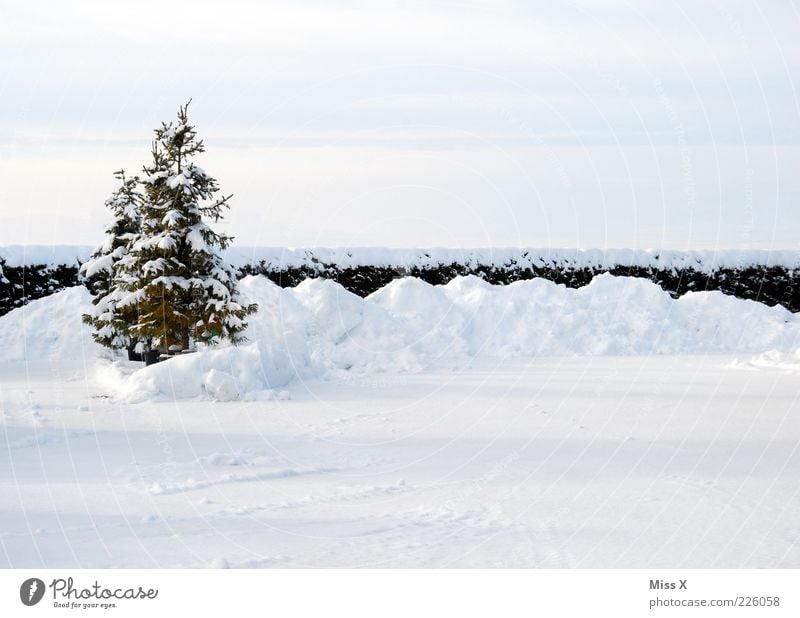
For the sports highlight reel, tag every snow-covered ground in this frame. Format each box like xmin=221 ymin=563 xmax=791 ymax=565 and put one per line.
xmin=1 ymin=275 xmax=799 ymax=567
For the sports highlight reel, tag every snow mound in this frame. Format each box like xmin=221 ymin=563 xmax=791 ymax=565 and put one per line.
xmin=124 ymin=274 xmax=800 ymax=401
xmin=3 ymin=275 xmax=799 ymax=400
xmin=0 ymin=286 xmax=103 ymax=362
xmin=370 ymin=273 xmax=799 ymax=356
xmin=735 ymin=349 xmax=800 ymax=372
xmin=121 ymin=276 xmax=420 ymax=401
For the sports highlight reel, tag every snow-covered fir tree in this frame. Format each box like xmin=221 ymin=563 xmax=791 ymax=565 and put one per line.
xmin=116 ymin=102 xmax=257 ymax=353
xmin=81 ymin=170 xmax=141 ymax=350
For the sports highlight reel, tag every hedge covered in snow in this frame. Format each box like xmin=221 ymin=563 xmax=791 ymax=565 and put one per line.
xmin=2 ymin=245 xmax=799 ymax=316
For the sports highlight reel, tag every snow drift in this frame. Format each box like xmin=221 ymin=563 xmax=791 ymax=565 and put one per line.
xmin=1 ymin=274 xmax=798 ymax=400
xmin=0 ymin=286 xmax=103 ymax=363
xmin=735 ymin=348 xmax=800 ymax=372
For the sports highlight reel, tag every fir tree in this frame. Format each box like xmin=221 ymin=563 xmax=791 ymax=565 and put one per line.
xmin=117 ymin=102 xmax=256 ymax=353
xmin=81 ymin=170 xmax=141 ymax=350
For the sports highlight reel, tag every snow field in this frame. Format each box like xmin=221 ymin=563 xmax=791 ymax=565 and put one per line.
xmin=2 ymin=356 xmax=799 ymax=568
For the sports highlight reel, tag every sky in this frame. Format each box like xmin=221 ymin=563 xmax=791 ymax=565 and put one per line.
xmin=0 ymin=0 xmax=798 ymax=250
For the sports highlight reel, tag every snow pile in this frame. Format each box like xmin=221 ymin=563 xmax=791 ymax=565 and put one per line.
xmin=736 ymin=349 xmax=800 ymax=372
xmin=120 ymin=276 xmax=421 ymax=401
xmin=122 ymin=274 xmax=800 ymax=401
xmin=0 ymin=286 xmax=103 ymax=363
xmin=2 ymin=275 xmax=799 ymax=400
xmin=369 ymin=274 xmax=799 ymax=356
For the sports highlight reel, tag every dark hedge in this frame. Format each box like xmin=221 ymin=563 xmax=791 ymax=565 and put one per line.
xmin=1 ymin=258 xmax=798 ymax=317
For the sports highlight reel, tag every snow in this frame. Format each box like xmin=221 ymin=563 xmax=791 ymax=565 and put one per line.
xmin=161 ymin=210 xmax=183 ymax=227
xmin=226 ymin=246 xmax=800 ymax=274
xmin=142 ymin=258 xmax=167 ymax=274
xmin=167 ymin=172 xmax=191 ymax=189
xmin=150 ymin=275 xmax=190 ymax=290
xmin=1 ymin=274 xmax=798 ymax=401
xmin=0 ymin=245 xmax=89 ymax=267
xmin=0 ymin=286 xmax=104 ymax=363
xmin=157 ymin=236 xmax=177 ymax=251
xmin=734 ymin=348 xmax=800 ymax=372
xmin=113 ymin=274 xmax=798 ymax=401
xmin=186 ymin=224 xmax=210 ymax=252
xmin=2 ymin=273 xmax=799 ymax=567
xmin=1 ymin=356 xmax=798 ymax=567
xmin=79 ymin=252 xmax=114 ymax=278
xmin=3 ymin=244 xmax=800 ymax=272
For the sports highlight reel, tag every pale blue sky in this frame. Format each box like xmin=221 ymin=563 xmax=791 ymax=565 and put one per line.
xmin=1 ymin=0 xmax=798 ymax=249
